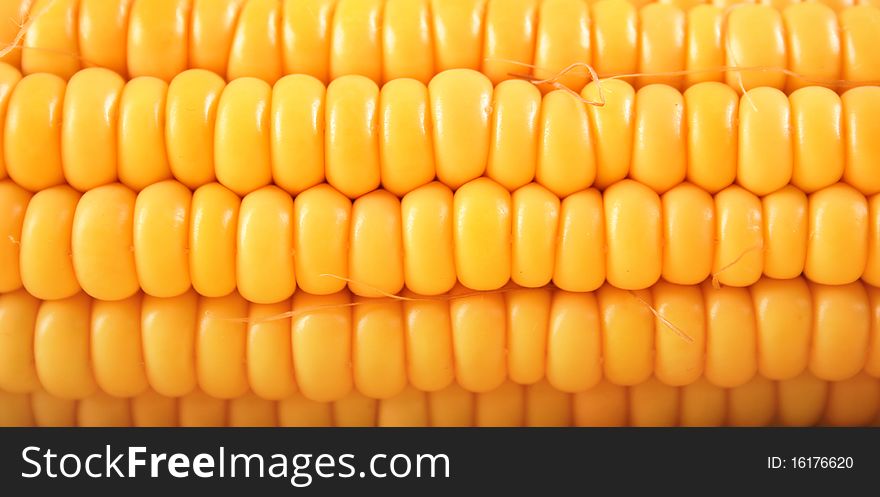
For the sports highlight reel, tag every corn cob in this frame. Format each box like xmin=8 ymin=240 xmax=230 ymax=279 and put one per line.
xmin=3 ymin=372 xmax=879 ymax=427
xmin=2 ymin=278 xmax=878 ymax=402
xmin=4 ymin=176 xmax=878 ymax=300
xmin=2 ymin=67 xmax=878 ymax=198
xmin=1 ymin=0 xmax=877 ymax=431
xmin=2 ymin=0 xmax=877 ymax=91
xmin=657 ymin=0 xmax=880 ymax=12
